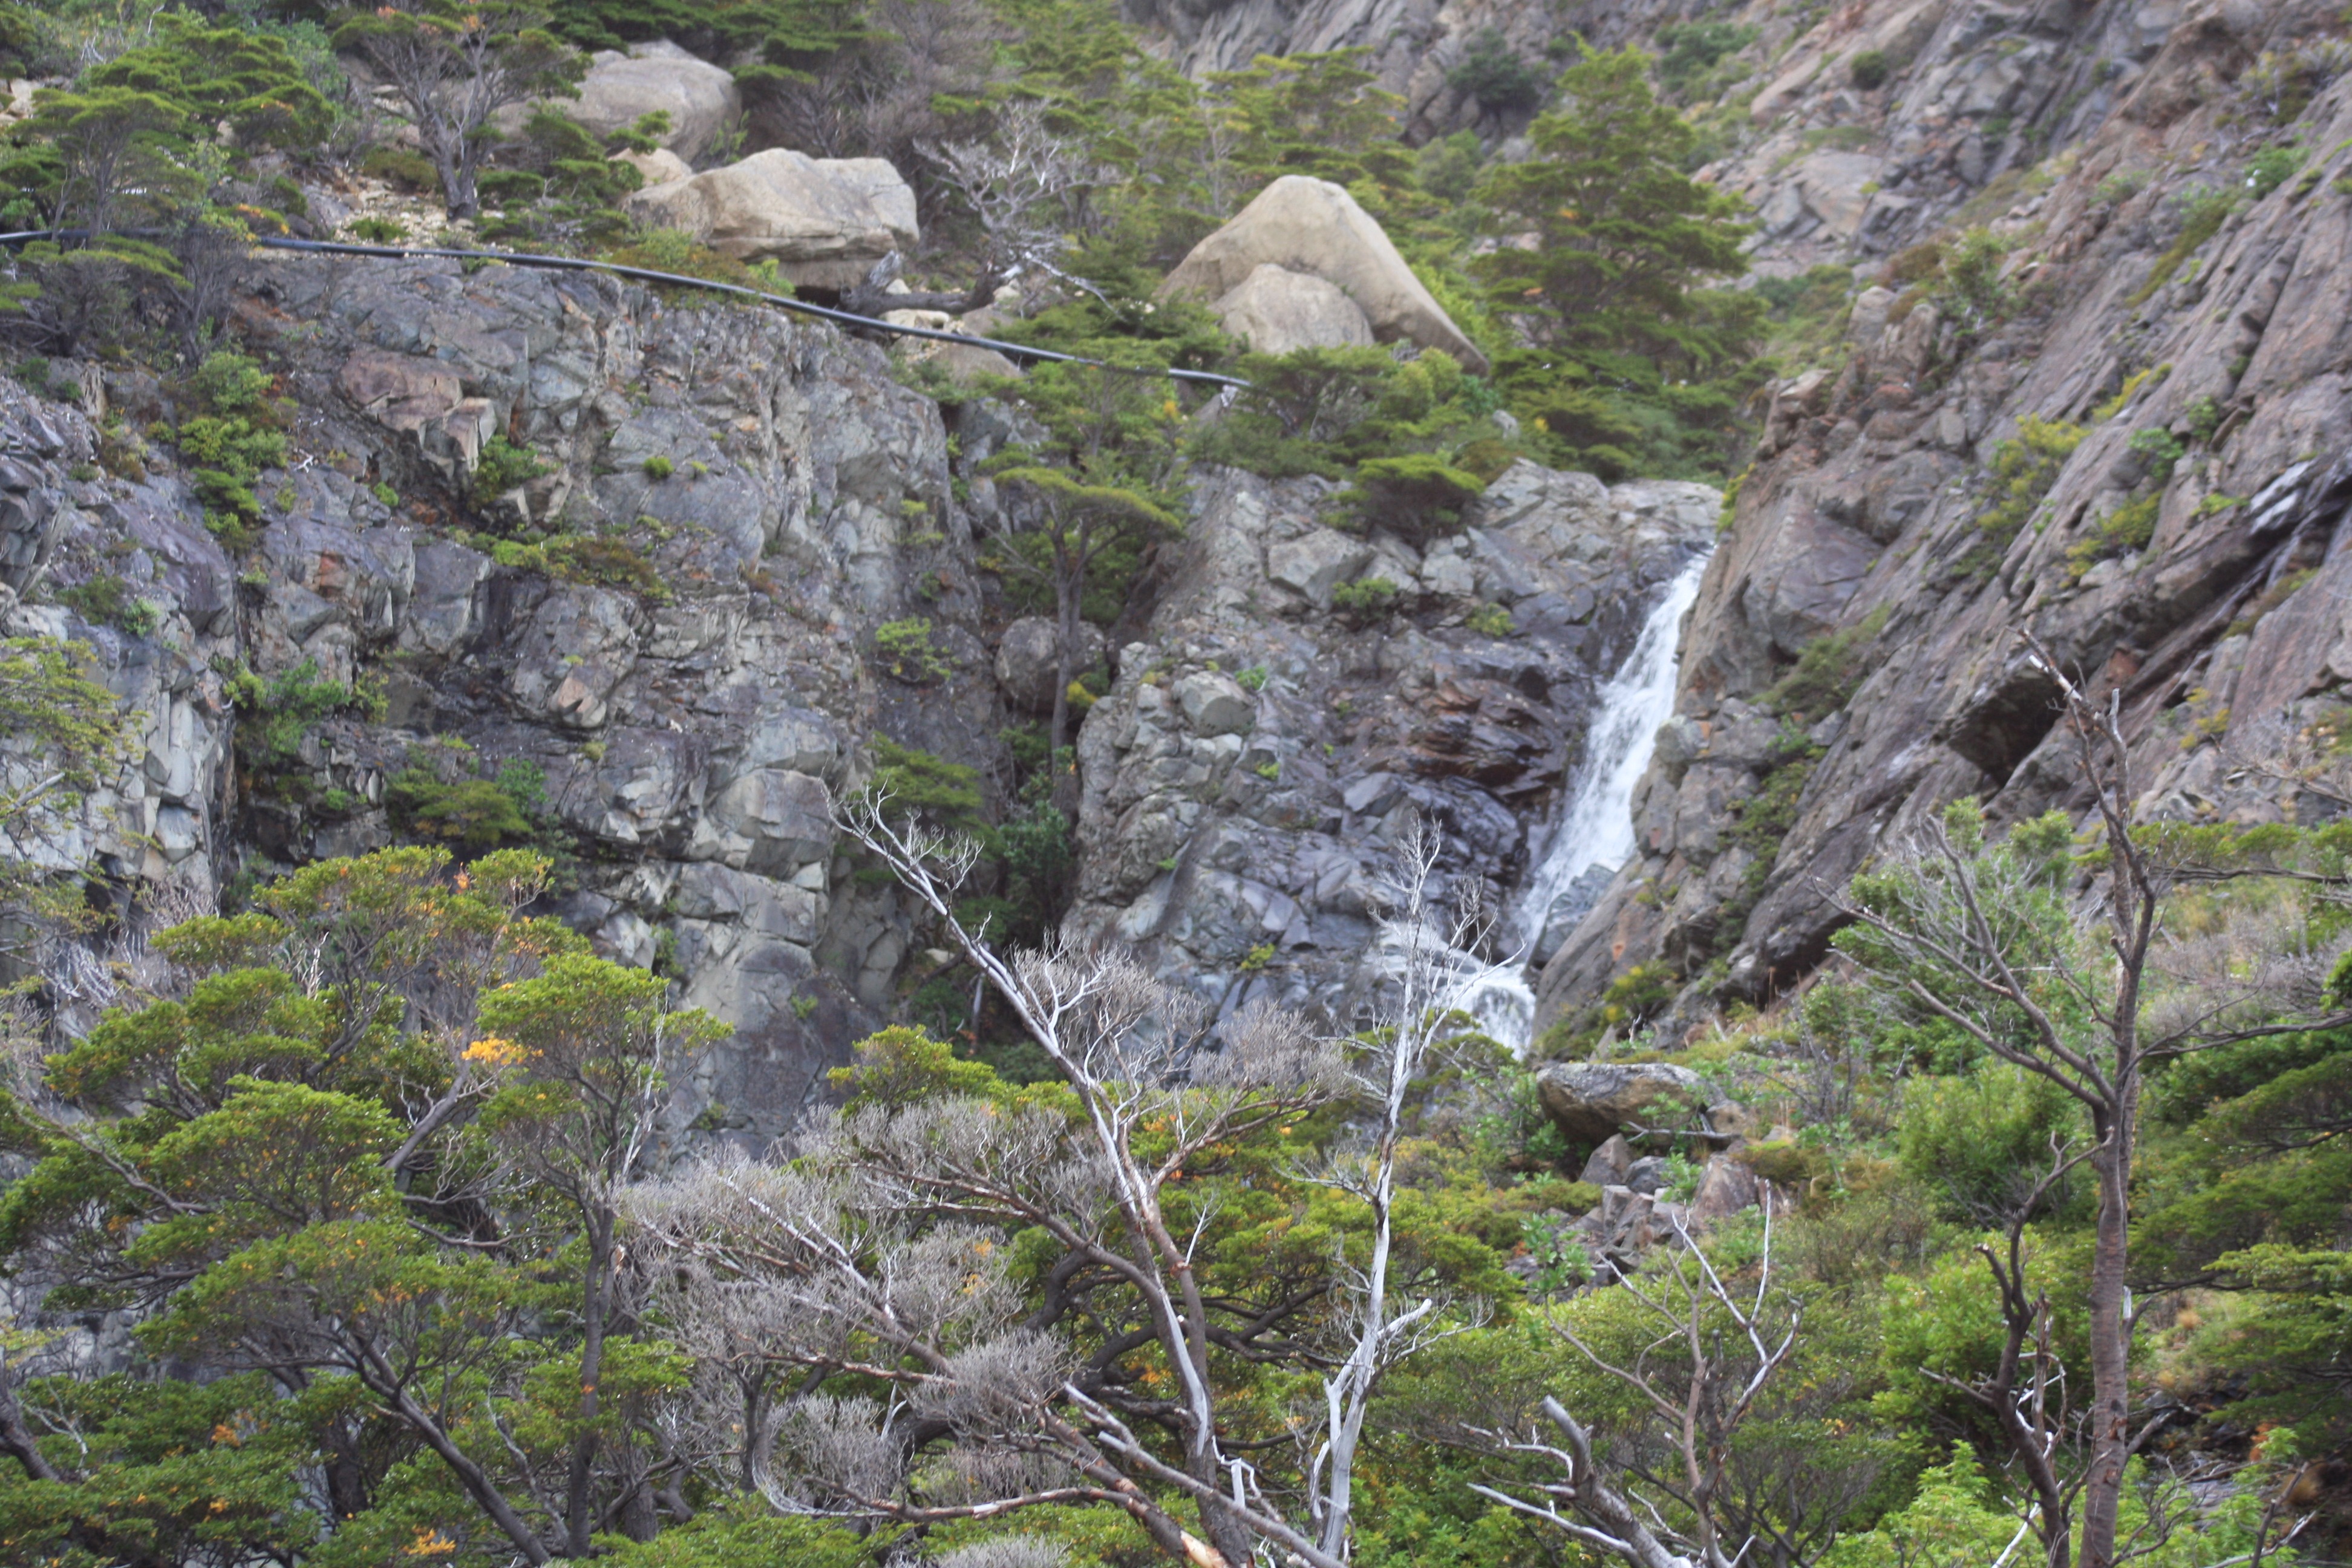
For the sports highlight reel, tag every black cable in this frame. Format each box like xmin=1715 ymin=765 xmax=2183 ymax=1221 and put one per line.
xmin=0 ymin=228 xmax=1253 ymax=391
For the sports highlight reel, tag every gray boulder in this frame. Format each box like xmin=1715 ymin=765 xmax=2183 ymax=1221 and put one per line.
xmin=1210 ymin=263 xmax=1374 ymax=354
xmin=1174 ymin=670 xmax=1253 ymax=737
xmin=625 ymin=149 xmax=920 ymax=287
xmin=1160 ymin=176 xmax=1488 ymax=373
xmin=995 ymin=615 xmax=1106 ymax=714
xmin=1537 ymin=1061 xmax=1720 ymax=1146
xmin=572 ymin=41 xmax=740 ymax=163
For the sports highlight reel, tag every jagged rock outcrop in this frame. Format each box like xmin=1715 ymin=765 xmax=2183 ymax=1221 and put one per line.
xmin=11 ymin=253 xmax=993 ymax=1148
xmin=1540 ymin=0 xmax=2352 ymax=1034
xmin=1067 ymin=459 xmax=1714 ymax=1011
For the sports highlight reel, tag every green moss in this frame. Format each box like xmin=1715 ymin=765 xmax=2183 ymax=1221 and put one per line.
xmin=2128 ymin=188 xmax=2237 ymax=307
xmin=1762 ymin=605 xmax=1890 ymax=720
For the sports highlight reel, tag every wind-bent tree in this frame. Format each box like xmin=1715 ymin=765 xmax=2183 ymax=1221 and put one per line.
xmin=333 ymin=0 xmax=582 ymax=220
xmin=1834 ymin=638 xmax=2352 ymax=1568
xmin=1472 ymin=44 xmax=1758 ymax=475
xmin=0 ymin=847 xmax=725 ymax=1564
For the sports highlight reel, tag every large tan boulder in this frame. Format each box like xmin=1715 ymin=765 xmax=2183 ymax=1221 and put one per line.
xmin=572 ymin=41 xmax=740 ymax=164
xmin=1162 ymin=176 xmax=1488 ymax=373
xmin=624 ymin=149 xmax=920 ymax=288
xmin=1211 ymin=263 xmax=1374 ymax=354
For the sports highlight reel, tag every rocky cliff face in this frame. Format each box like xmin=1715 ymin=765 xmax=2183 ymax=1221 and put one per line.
xmin=3 ymin=245 xmax=1716 ymax=1127
xmin=7 ymin=254 xmax=980 ymax=1145
xmin=1068 ymin=462 xmax=1712 ymax=1019
xmin=1537 ymin=0 xmax=2352 ymax=1033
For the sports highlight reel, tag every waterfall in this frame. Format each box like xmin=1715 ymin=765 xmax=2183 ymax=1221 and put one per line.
xmin=1515 ymin=551 xmax=1712 ymax=958
xmin=1467 ymin=550 xmax=1711 ymax=1054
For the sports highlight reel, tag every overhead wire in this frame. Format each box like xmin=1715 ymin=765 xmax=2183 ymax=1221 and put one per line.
xmin=0 ymin=228 xmax=1254 ymax=391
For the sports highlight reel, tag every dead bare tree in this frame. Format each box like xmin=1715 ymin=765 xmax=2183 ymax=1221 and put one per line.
xmin=918 ymin=100 xmax=1111 ymax=303
xmin=1469 ymin=1200 xmax=1802 ymax=1568
xmin=1299 ymin=815 xmax=1498 ymax=1560
xmin=641 ymin=791 xmax=1356 ymax=1567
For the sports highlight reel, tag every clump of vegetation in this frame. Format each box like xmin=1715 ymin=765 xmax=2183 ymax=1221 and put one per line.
xmin=548 ymin=533 xmax=668 ymax=599
xmin=875 ymin=617 xmax=955 ymax=684
xmin=2129 ymin=187 xmax=2238 ymax=305
xmin=1340 ymin=452 xmax=1488 ymax=540
xmin=1847 ymin=50 xmax=1892 ymax=90
xmin=225 ymin=658 xmax=383 ymax=776
xmin=1762 ymin=606 xmax=1890 ymax=720
xmin=387 ymin=739 xmax=550 ymax=851
xmin=1465 ymin=603 xmax=1515 ymax=637
xmin=1655 ymin=21 xmax=1757 ymax=102
xmin=169 ymin=350 xmax=288 ymax=550
xmin=1958 ymin=414 xmax=2085 ymax=579
xmin=54 ymin=575 xmax=161 ymax=638
xmin=2244 ymin=143 xmax=2305 ymax=201
xmin=472 ymin=435 xmax=554 ymax=503
xmin=1446 ymin=28 xmax=1553 ymax=111
xmin=1331 ymin=575 xmax=1401 ymax=622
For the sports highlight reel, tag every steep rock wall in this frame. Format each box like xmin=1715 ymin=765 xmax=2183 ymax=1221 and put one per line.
xmin=1538 ymin=0 xmax=2352 ymax=1031
xmin=8 ymin=255 xmax=984 ymax=1147
xmin=1070 ymin=461 xmax=1714 ymax=1017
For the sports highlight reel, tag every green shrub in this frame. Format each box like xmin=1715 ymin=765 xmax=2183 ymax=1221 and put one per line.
xmin=55 ymin=575 xmax=160 ymax=637
xmin=866 ymin=735 xmax=984 ymax=831
xmin=1342 ymin=453 xmax=1486 ymax=541
xmin=1236 ymin=665 xmax=1269 ymax=692
xmin=226 ymin=658 xmax=371 ymax=773
xmin=1655 ymin=21 xmax=1757 ymax=100
xmin=1959 ymin=414 xmax=2085 ymax=579
xmin=1447 ymin=28 xmax=1552 ymax=111
xmin=642 ymin=454 xmax=674 ymax=480
xmin=2128 ymin=188 xmax=2237 ymax=306
xmin=1465 ymin=603 xmax=1515 ymax=638
xmin=361 ymin=145 xmax=437 ymax=192
xmin=875 ymin=618 xmax=954 ymax=684
xmin=2065 ymin=491 xmax=2160 ymax=579
xmin=2129 ymin=425 xmax=2186 ymax=482
xmin=190 ymin=350 xmax=270 ymax=415
xmin=1331 ymin=576 xmax=1400 ymax=621
xmin=1762 ymin=606 xmax=1889 ymax=720
xmin=472 ymin=435 xmax=552 ymax=498
xmin=348 ymin=216 xmax=405 ymax=244
xmin=2095 ymin=168 xmax=2151 ymax=206
xmin=387 ymin=748 xmax=547 ymax=851
xmin=548 ymin=534 xmax=667 ymax=599
xmin=1847 ymin=49 xmax=1891 ymax=90
xmin=2245 ymin=144 xmax=2304 ymax=200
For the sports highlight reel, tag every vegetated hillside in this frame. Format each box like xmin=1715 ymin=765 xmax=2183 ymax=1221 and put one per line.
xmin=0 ymin=0 xmax=2344 ymax=1564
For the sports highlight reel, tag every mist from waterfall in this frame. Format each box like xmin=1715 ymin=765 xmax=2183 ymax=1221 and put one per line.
xmin=1467 ymin=550 xmax=1711 ymax=1054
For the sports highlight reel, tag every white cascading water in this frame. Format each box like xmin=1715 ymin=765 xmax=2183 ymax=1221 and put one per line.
xmin=1459 ymin=551 xmax=1712 ymax=1053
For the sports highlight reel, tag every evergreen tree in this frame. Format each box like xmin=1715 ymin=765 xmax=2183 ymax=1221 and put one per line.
xmin=1474 ymin=45 xmax=1762 ymax=477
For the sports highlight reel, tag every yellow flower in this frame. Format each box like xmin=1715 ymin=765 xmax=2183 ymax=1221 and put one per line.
xmin=408 ymin=1528 xmax=459 ymax=1558
xmin=463 ymin=1037 xmax=529 ymax=1067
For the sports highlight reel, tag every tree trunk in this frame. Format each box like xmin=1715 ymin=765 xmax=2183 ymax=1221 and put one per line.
xmin=2077 ymin=1112 xmax=2134 ymax=1568
xmin=1050 ymin=535 xmax=1082 ymax=790
xmin=566 ymin=1220 xmax=612 ymax=1555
